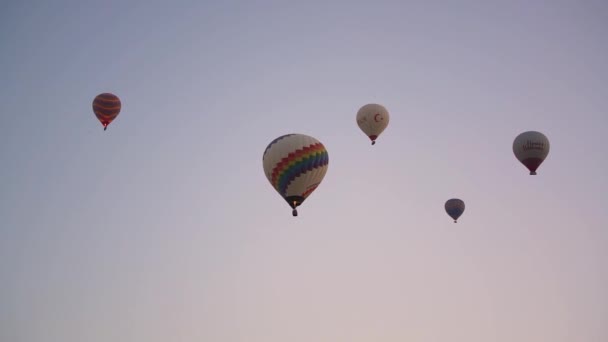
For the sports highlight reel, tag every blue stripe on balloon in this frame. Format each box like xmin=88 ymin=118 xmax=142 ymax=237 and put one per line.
xmin=278 ymin=151 xmax=328 ymax=196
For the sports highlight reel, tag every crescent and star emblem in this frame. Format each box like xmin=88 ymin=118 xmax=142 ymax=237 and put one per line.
xmin=374 ymin=113 xmax=382 ymax=122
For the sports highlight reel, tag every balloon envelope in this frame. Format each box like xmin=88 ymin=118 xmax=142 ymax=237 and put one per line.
xmin=262 ymin=134 xmax=329 ymax=216
xmin=356 ymin=103 xmax=389 ymax=145
xmin=445 ymin=198 xmax=465 ymax=223
xmin=93 ymin=93 xmax=121 ymax=130
xmin=513 ymin=131 xmax=550 ymax=175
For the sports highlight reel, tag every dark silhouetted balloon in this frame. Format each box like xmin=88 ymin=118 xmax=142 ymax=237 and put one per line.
xmin=445 ymin=198 xmax=465 ymax=223
xmin=93 ymin=93 xmax=121 ymax=131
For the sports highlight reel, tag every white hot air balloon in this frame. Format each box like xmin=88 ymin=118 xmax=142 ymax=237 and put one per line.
xmin=356 ymin=103 xmax=390 ymax=145
xmin=513 ymin=131 xmax=550 ymax=175
xmin=263 ymin=134 xmax=329 ymax=216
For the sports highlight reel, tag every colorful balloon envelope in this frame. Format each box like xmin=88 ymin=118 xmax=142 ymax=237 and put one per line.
xmin=356 ymin=103 xmax=390 ymax=145
xmin=445 ymin=198 xmax=465 ymax=223
xmin=263 ymin=134 xmax=329 ymax=216
xmin=513 ymin=131 xmax=550 ymax=175
xmin=92 ymin=93 xmax=121 ymax=131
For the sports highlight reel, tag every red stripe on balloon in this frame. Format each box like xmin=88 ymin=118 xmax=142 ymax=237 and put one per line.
xmin=270 ymin=143 xmax=324 ymax=184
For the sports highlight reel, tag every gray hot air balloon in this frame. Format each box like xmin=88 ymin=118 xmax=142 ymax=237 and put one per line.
xmin=513 ymin=131 xmax=550 ymax=175
xmin=445 ymin=198 xmax=465 ymax=223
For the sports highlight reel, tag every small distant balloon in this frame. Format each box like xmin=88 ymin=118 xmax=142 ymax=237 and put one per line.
xmin=93 ymin=93 xmax=121 ymax=131
xmin=262 ymin=134 xmax=329 ymax=217
xmin=445 ymin=198 xmax=465 ymax=223
xmin=513 ymin=131 xmax=550 ymax=175
xmin=356 ymin=103 xmax=390 ymax=145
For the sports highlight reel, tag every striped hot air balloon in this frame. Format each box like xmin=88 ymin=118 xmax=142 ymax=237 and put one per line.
xmin=92 ymin=93 xmax=121 ymax=131
xmin=263 ymin=134 xmax=329 ymax=216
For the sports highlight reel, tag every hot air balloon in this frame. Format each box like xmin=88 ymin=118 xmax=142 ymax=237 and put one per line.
xmin=356 ymin=103 xmax=389 ymax=145
xmin=513 ymin=131 xmax=550 ymax=175
xmin=445 ymin=198 xmax=465 ymax=223
xmin=263 ymin=134 xmax=329 ymax=216
xmin=93 ymin=93 xmax=121 ymax=131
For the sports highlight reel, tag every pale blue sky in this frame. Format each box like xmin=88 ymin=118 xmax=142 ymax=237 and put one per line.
xmin=1 ymin=1 xmax=607 ymax=341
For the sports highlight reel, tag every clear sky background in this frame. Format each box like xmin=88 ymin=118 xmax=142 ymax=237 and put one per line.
xmin=1 ymin=1 xmax=607 ymax=341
